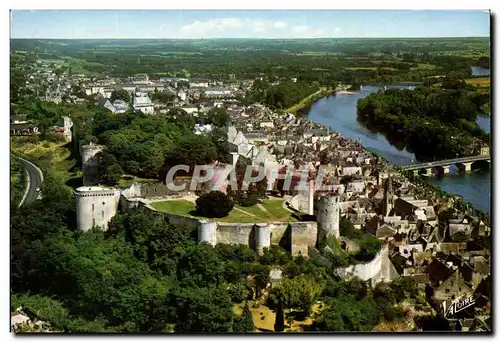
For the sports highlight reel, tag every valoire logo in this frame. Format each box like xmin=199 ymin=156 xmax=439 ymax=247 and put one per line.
xmin=442 ymin=295 xmax=476 ymax=318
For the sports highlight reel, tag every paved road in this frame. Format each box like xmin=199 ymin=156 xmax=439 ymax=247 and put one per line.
xmin=17 ymin=157 xmax=44 ymax=206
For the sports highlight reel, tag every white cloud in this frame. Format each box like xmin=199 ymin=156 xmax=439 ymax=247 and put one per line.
xmin=335 ymin=27 xmax=341 ymax=32
xmin=274 ymin=21 xmax=288 ymax=29
xmin=291 ymin=25 xmax=327 ymax=38
xmin=177 ymin=17 xmax=325 ymax=38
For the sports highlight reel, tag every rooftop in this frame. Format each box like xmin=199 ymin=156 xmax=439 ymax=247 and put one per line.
xmin=133 ymin=94 xmax=152 ymax=106
xmin=75 ymin=186 xmax=115 ymax=192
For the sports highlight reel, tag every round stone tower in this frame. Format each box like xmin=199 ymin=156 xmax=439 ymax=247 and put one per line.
xmin=74 ymin=186 xmax=121 ymax=232
xmin=255 ymin=223 xmax=271 ymax=255
xmin=81 ymin=143 xmax=105 ymax=186
xmin=316 ymin=195 xmax=340 ymax=247
xmin=197 ymin=220 xmax=217 ymax=246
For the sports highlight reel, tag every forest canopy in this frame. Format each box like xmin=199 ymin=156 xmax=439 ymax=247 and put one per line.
xmin=357 ymin=87 xmax=489 ymax=161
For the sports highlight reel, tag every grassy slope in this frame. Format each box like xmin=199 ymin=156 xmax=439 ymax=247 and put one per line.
xmin=286 ymin=87 xmax=334 ymax=114
xmin=151 ymin=198 xmax=293 ymax=223
xmin=11 ymin=137 xmax=77 ymax=190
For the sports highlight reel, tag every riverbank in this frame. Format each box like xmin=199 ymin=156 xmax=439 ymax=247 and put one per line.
xmin=297 ymin=88 xmax=491 ymax=224
xmin=286 ymin=88 xmax=335 ymax=114
xmin=336 ymin=90 xmax=358 ymax=95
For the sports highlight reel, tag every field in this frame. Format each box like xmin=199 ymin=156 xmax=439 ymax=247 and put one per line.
xmin=345 ymin=67 xmax=397 ymax=71
xmin=150 ymin=198 xmax=294 ymax=223
xmin=411 ymin=63 xmax=437 ymax=70
xmin=233 ymin=300 xmax=325 ymax=332
xmin=465 ymin=77 xmax=490 ymax=87
xmin=10 ymin=37 xmax=489 ymax=83
xmin=61 ymin=56 xmax=106 ymax=75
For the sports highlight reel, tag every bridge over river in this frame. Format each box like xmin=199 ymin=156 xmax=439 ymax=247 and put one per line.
xmin=401 ymin=154 xmax=490 ymax=176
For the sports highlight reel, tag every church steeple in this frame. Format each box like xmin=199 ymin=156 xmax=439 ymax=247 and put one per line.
xmin=382 ymin=170 xmax=394 ymax=216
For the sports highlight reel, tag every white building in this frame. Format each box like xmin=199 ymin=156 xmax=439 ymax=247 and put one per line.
xmin=112 ymin=100 xmax=129 ymax=114
xmin=103 ymin=88 xmax=114 ymax=99
xmin=177 ymin=90 xmax=187 ymax=101
xmin=190 ymin=81 xmax=209 ymax=88
xmin=193 ymin=124 xmax=214 ymax=135
xmin=133 ymin=92 xmax=154 ymax=114
xmin=259 ymin=121 xmax=274 ymax=129
xmin=204 ymin=87 xmax=232 ymax=98
xmin=183 ymin=107 xmax=199 ymax=115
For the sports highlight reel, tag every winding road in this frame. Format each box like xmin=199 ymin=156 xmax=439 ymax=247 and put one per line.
xmin=16 ymin=156 xmax=44 ymax=206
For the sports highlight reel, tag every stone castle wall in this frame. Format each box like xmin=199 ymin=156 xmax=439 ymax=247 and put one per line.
xmin=122 ymin=196 xmax=318 ymax=257
xmin=290 ymin=194 xmax=309 ymax=213
xmin=308 ymin=244 xmax=391 ymax=284
xmin=337 ymin=244 xmax=388 ymax=283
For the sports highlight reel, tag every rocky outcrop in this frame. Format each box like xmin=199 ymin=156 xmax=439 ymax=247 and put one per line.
xmin=11 ymin=307 xmax=53 ymax=333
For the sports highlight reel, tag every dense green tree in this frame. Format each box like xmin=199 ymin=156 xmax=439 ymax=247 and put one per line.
xmin=107 ymin=208 xmax=194 ymax=276
xmin=312 ymin=309 xmax=345 ymax=331
xmin=339 ymin=216 xmax=364 ymax=240
xmin=164 ymin=134 xmax=217 ymax=171
xmin=357 ymin=87 xmax=488 ymax=161
xmin=390 ymin=277 xmax=418 ymax=302
xmin=233 ymin=302 xmax=255 ymax=333
xmin=165 ymin=286 xmax=234 ymax=332
xmin=176 ymin=243 xmax=225 ymax=288
xmin=313 ymin=296 xmax=381 ymax=332
xmin=110 ymin=89 xmax=131 ymax=103
xmin=354 ymin=235 xmax=382 ymax=262
xmin=151 ymin=89 xmax=176 ymax=104
xmin=274 ymin=295 xmax=285 ymax=332
xmin=195 ymin=191 xmax=234 ymax=218
xmin=373 ymin=282 xmax=395 ymax=308
xmin=207 ymin=106 xmax=230 ymax=127
xmin=99 ymin=151 xmax=123 ymax=186
xmin=259 ymin=245 xmax=293 ymax=266
xmin=273 ymin=275 xmax=324 ymax=315
xmin=227 ymin=280 xmax=252 ymax=302
xmin=209 ymin=127 xmax=231 ymax=163
xmin=215 ymin=244 xmax=257 ymax=263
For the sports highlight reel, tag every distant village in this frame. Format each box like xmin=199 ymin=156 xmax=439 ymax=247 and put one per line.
xmin=10 ymin=58 xmax=491 ymax=332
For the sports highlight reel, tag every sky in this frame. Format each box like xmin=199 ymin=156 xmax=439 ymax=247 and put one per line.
xmin=10 ymin=10 xmax=490 ymax=39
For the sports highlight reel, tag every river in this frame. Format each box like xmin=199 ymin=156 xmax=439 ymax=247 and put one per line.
xmin=471 ymin=66 xmax=490 ymax=76
xmin=306 ymin=84 xmax=491 ymax=214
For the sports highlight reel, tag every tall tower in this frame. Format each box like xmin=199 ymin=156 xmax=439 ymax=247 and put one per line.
xmin=74 ymin=186 xmax=121 ymax=232
xmin=62 ymin=116 xmax=73 ymax=142
xmin=81 ymin=143 xmax=105 ymax=186
xmin=382 ymin=172 xmax=394 ymax=216
xmin=316 ymin=195 xmax=341 ymax=248
xmin=197 ymin=220 xmax=217 ymax=246
xmin=255 ymin=223 xmax=271 ymax=256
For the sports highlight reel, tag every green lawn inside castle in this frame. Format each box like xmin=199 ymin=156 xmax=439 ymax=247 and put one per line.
xmin=151 ymin=198 xmax=296 ymax=223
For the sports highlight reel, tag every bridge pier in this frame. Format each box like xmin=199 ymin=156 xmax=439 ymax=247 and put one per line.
xmin=402 ymin=155 xmax=489 ymax=175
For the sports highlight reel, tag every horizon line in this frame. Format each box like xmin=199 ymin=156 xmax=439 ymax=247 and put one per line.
xmin=10 ymin=36 xmax=491 ymax=40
